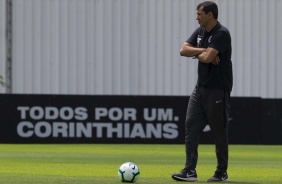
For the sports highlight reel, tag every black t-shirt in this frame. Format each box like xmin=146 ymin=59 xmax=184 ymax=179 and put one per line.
xmin=187 ymin=22 xmax=233 ymax=91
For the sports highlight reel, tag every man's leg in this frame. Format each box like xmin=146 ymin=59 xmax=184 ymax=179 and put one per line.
xmin=202 ymin=87 xmax=230 ymax=181
xmin=184 ymin=88 xmax=207 ymax=170
xmin=172 ymin=86 xmax=206 ymax=182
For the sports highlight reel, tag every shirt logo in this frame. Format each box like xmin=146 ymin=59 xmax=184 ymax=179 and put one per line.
xmin=197 ymin=35 xmax=202 ymax=47
xmin=208 ymin=36 xmax=212 ymax=43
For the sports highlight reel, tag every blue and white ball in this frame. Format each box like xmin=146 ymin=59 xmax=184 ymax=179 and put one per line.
xmin=118 ymin=162 xmax=140 ymax=183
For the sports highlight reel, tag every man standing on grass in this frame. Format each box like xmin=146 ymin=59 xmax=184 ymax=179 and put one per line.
xmin=172 ymin=1 xmax=233 ymax=182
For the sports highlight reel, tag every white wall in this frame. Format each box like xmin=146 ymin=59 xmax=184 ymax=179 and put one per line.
xmin=10 ymin=0 xmax=282 ymax=98
xmin=0 ymin=0 xmax=6 ymax=93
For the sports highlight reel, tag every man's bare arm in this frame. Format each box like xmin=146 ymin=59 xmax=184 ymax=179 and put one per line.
xmin=180 ymin=42 xmax=206 ymax=57
xmin=196 ymin=47 xmax=220 ymax=64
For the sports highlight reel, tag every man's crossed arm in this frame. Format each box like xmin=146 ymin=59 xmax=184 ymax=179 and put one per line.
xmin=180 ymin=42 xmax=220 ymax=65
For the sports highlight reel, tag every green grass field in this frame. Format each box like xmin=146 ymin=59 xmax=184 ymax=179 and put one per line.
xmin=0 ymin=144 xmax=281 ymax=184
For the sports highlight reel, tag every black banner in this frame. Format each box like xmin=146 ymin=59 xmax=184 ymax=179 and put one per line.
xmin=0 ymin=94 xmax=281 ymax=144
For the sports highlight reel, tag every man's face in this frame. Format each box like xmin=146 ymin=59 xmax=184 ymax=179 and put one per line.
xmin=196 ymin=6 xmax=209 ymax=27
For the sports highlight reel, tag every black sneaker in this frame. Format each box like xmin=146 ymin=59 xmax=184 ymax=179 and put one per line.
xmin=172 ymin=169 xmax=198 ymax=182
xmin=207 ymin=171 xmax=228 ymax=182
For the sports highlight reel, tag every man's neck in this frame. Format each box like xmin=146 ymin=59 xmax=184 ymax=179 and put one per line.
xmin=205 ymin=20 xmax=218 ymax=32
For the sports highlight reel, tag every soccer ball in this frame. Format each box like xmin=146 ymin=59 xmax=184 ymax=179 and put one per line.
xmin=118 ymin=162 xmax=140 ymax=183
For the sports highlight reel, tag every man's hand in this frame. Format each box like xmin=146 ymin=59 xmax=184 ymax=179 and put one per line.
xmin=211 ymin=55 xmax=220 ymax=65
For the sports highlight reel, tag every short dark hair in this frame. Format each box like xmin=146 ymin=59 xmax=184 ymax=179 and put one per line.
xmin=197 ymin=1 xmax=218 ymax=19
